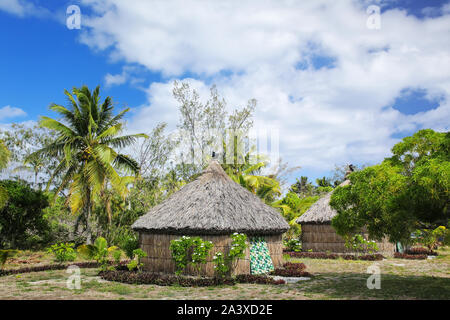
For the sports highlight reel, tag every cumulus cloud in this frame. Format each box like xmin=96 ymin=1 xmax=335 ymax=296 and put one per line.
xmin=0 ymin=105 xmax=27 ymax=121
xmin=76 ymin=1 xmax=450 ymax=170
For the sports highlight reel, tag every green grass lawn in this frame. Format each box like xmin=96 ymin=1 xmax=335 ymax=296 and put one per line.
xmin=1 ymin=247 xmax=449 ymax=300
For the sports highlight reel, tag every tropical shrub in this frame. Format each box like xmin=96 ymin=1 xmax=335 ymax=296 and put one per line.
xmin=47 ymin=243 xmax=77 ymax=263
xmin=119 ymin=233 xmax=139 ymax=259
xmin=283 ymin=238 xmax=302 ymax=252
xmin=344 ymin=234 xmax=379 ymax=255
xmin=112 ymin=249 xmax=123 ymax=265
xmin=0 ymin=180 xmax=50 ymax=249
xmin=42 ymin=193 xmax=84 ymax=246
xmin=212 ymin=233 xmax=248 ymax=278
xmin=415 ymin=226 xmax=448 ymax=250
xmin=169 ymin=236 xmax=213 ymax=275
xmin=127 ymin=248 xmax=147 ymax=271
xmin=77 ymin=237 xmax=118 ymax=270
xmin=227 ymin=233 xmax=247 ymax=265
xmin=212 ymin=252 xmax=228 ymax=278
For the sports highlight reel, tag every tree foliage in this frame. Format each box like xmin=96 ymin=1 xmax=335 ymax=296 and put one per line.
xmin=0 ymin=124 xmax=61 ymax=189
xmin=330 ymin=129 xmax=449 ymax=244
xmin=0 ymin=180 xmax=50 ymax=249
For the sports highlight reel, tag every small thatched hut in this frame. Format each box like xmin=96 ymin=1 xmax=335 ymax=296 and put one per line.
xmin=132 ymin=160 xmax=289 ymax=276
xmin=296 ymin=168 xmax=395 ymax=256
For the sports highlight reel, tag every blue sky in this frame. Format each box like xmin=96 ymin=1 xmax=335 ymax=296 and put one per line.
xmin=0 ymin=0 xmax=449 ymax=187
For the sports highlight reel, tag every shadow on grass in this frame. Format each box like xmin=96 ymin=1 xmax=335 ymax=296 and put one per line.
xmin=298 ymin=272 xmax=450 ymax=300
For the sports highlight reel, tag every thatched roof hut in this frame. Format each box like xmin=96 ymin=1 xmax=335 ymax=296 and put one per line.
xmin=296 ymin=180 xmax=350 ymax=225
xmin=132 ymin=160 xmax=289 ymax=276
xmin=296 ymin=167 xmax=394 ymax=256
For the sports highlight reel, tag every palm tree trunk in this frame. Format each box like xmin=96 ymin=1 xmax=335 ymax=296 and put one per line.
xmin=85 ymin=188 xmax=93 ymax=244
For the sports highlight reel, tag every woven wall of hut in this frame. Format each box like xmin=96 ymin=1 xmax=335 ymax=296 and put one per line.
xmin=301 ymin=224 xmax=395 ymax=256
xmin=139 ymin=233 xmax=284 ymax=276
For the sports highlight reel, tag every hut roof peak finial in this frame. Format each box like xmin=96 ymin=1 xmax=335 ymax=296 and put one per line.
xmin=345 ymin=164 xmax=354 ymax=179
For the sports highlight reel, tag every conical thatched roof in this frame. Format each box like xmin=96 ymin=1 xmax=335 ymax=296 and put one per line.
xmin=296 ymin=180 xmax=350 ymax=224
xmin=132 ymin=160 xmax=289 ymax=235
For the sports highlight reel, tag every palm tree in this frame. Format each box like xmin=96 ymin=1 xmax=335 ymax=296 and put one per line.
xmin=30 ymin=85 xmax=147 ymax=243
xmin=14 ymin=154 xmax=45 ymax=187
xmin=226 ymin=161 xmax=281 ymax=204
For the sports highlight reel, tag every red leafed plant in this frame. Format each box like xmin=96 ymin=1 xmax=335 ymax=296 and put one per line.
xmin=271 ymin=262 xmax=311 ymax=277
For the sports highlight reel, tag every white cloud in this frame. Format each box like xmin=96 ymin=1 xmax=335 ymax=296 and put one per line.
xmin=78 ymin=0 xmax=450 ymax=171
xmin=104 ymin=65 xmax=145 ymax=87
xmin=0 ymin=105 xmax=27 ymax=121
xmin=0 ymin=0 xmax=50 ymax=18
xmin=104 ymin=72 xmax=127 ymax=87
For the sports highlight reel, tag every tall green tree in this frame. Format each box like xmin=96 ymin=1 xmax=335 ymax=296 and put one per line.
xmin=0 ymin=180 xmax=49 ymax=249
xmin=0 ymin=140 xmax=11 ymax=209
xmin=0 ymin=123 xmax=62 ymax=189
xmin=330 ymin=129 xmax=449 ymax=245
xmin=30 ymin=85 xmax=147 ymax=243
xmin=0 ymin=139 xmax=9 ymax=170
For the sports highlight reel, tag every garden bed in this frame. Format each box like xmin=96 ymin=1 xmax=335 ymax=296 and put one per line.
xmin=285 ymin=251 xmax=384 ymax=261
xmin=98 ymin=270 xmax=286 ymax=286
xmin=404 ymin=247 xmax=438 ymax=256
xmin=393 ymin=252 xmax=427 ymax=260
xmin=271 ymin=262 xmax=312 ymax=277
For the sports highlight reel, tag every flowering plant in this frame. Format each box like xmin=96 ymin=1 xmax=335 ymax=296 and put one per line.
xmin=212 ymin=233 xmax=248 ymax=278
xmin=170 ymin=236 xmax=213 ymax=275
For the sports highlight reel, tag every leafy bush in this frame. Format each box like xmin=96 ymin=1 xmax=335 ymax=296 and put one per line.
xmin=127 ymin=248 xmax=147 ymax=271
xmin=42 ymin=193 xmax=78 ymax=246
xmin=283 ymin=238 xmax=302 ymax=252
xmin=344 ymin=234 xmax=379 ymax=255
xmin=169 ymin=236 xmax=213 ymax=275
xmin=119 ymin=233 xmax=139 ymax=260
xmin=213 ymin=233 xmax=248 ymax=278
xmin=414 ymin=226 xmax=448 ymax=250
xmin=0 ymin=180 xmax=50 ymax=249
xmin=47 ymin=243 xmax=77 ymax=263
xmin=77 ymin=237 xmax=119 ymax=270
xmin=212 ymin=252 xmax=228 ymax=278
xmin=112 ymin=249 xmax=123 ymax=265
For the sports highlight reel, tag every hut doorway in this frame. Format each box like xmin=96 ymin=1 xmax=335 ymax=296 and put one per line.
xmin=249 ymin=237 xmax=275 ymax=274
